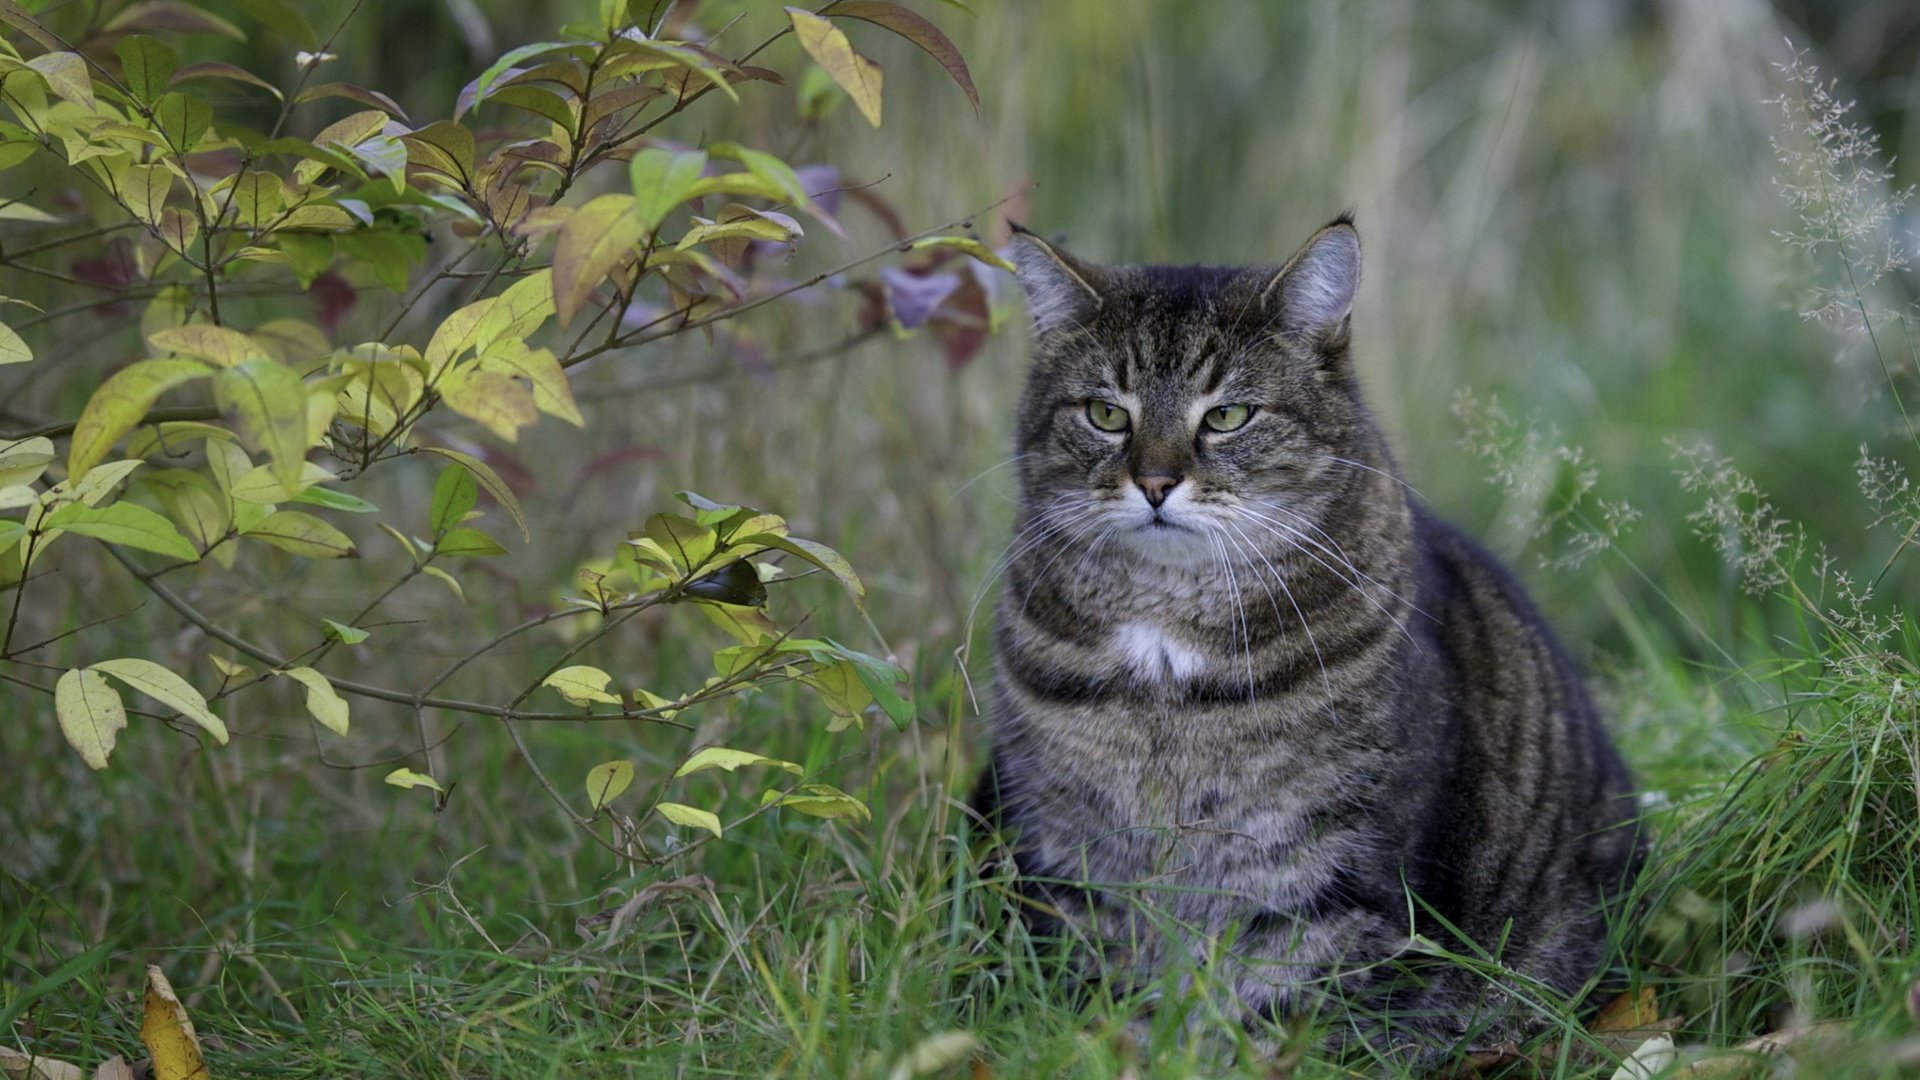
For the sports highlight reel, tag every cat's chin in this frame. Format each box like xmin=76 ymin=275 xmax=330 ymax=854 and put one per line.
xmin=1116 ymin=521 xmax=1215 ymax=568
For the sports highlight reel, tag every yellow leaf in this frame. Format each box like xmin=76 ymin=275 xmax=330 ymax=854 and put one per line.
xmin=67 ymin=359 xmax=214 ymax=481
xmin=0 ymin=436 xmax=54 ymax=485
xmin=437 ymin=366 xmax=537 ymax=442
xmin=156 ymin=207 xmax=198 ymax=256
xmin=227 ymin=460 xmax=335 ymax=504
xmin=120 ymin=163 xmax=173 ymax=226
xmin=280 ymin=666 xmax=349 ymax=734
xmin=26 ymin=52 xmax=94 ymax=109
xmin=0 ymin=319 xmax=31 ymax=365
xmin=760 ymin=783 xmax=872 ymax=822
xmin=90 ymin=657 xmax=227 ymax=745
xmin=423 ymin=296 xmax=499 ymax=378
xmin=214 ymin=357 xmax=310 ymax=490
xmin=384 ymin=767 xmax=442 ymax=792
xmin=472 ymin=269 xmax=555 ymax=355
xmin=551 ymin=192 xmax=645 ymax=325
xmin=55 ymin=668 xmax=125 ymax=770
xmin=543 ymin=665 xmax=619 ymax=706
xmin=655 ymin=801 xmax=722 ymax=838
xmin=241 ymin=510 xmax=356 ymax=558
xmin=674 ymin=746 xmax=802 ymax=779
xmin=474 ymin=341 xmax=581 ymax=426
xmin=138 ymin=965 xmax=209 ymax=1080
xmin=910 ymin=234 xmax=1015 ymax=272
xmin=585 ymin=759 xmax=634 ymax=809
xmin=787 ymin=9 xmax=884 ymax=127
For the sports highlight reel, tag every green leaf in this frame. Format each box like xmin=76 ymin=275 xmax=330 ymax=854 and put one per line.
xmin=67 ymin=358 xmax=213 ymax=481
xmin=43 ymin=501 xmax=200 ymax=561
xmin=384 ymin=767 xmax=442 ymax=791
xmin=645 ymin=513 xmax=716 ymax=573
xmin=291 ymin=485 xmax=377 ymax=514
xmin=430 ymin=463 xmax=476 ymax=536
xmin=585 ymin=759 xmax=634 ymax=810
xmin=655 ymin=801 xmax=722 ymax=838
xmin=400 ymin=119 xmax=474 ymax=186
xmin=0 ymin=321 xmax=30 ymax=365
xmin=152 ymin=91 xmax=213 ymax=152
xmin=104 ymin=2 xmax=243 ymax=39
xmin=735 ymin=533 xmax=863 ymax=604
xmin=0 ymin=436 xmax=53 ymax=485
xmin=233 ymin=0 xmax=316 ymax=49
xmin=56 ymin=668 xmax=126 ymax=770
xmin=321 ymin=618 xmax=367 ymax=645
xmin=760 ymin=783 xmax=872 ymax=822
xmin=674 ymin=746 xmax=803 ymax=779
xmin=628 ymin=147 xmax=706 ymax=233
xmin=707 ymin=141 xmax=812 ymax=211
xmin=911 ymin=234 xmax=1014 ymax=272
xmin=169 ymin=60 xmax=281 ymax=100
xmin=543 ymin=665 xmax=619 ymax=706
xmin=241 ymin=510 xmax=357 ymax=558
xmin=88 ymin=657 xmax=227 ymax=745
xmin=281 ymin=666 xmax=348 ymax=734
xmin=551 ymin=192 xmax=645 ymax=326
xmin=422 ymin=565 xmax=464 ymax=602
xmin=831 ymin=640 xmax=915 ymax=729
xmin=787 ymin=8 xmax=883 ymax=127
xmin=214 ymin=357 xmax=309 ymax=490
xmin=469 ymin=41 xmax=577 ymax=110
xmin=825 ymin=1 xmax=978 ymax=113
xmin=435 ymin=526 xmax=504 ymax=557
xmin=291 ymin=81 xmax=406 ymax=119
xmin=419 ymin=447 xmax=527 ymax=540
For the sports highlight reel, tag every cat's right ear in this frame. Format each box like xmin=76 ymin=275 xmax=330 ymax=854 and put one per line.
xmin=1009 ymin=224 xmax=1105 ymax=335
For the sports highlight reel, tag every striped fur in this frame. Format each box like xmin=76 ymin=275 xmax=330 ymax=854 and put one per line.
xmin=975 ymin=220 xmax=1644 ymax=1055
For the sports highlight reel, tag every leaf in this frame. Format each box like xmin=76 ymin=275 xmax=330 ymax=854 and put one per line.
xmin=242 ymin=510 xmax=356 ymax=557
xmin=0 ymin=435 xmax=54 ymax=485
xmin=152 ymin=91 xmax=213 ymax=152
xmin=214 ymin=357 xmax=309 ymax=489
xmin=543 ymin=665 xmax=619 ymax=706
xmin=430 ymin=463 xmax=476 ymax=536
xmin=437 ymin=366 xmax=538 ymax=442
xmin=1592 ymin=988 xmax=1660 ymax=1034
xmin=233 ymin=0 xmax=316 ymax=48
xmin=68 ymin=358 xmax=213 ymax=480
xmin=472 ymin=270 xmax=555 ymax=354
xmin=115 ymin=35 xmax=180 ymax=107
xmin=707 ymin=141 xmax=812 ymax=210
xmin=787 ymin=8 xmax=883 ymax=127
xmin=551 ymin=192 xmax=645 ymax=326
xmin=292 ymin=81 xmax=406 ymax=119
xmin=401 ymin=120 xmax=474 ymax=186
xmin=831 ymin=640 xmax=914 ymax=729
xmin=603 ymin=39 xmax=737 ymax=101
xmin=490 ymin=84 xmax=574 ymax=128
xmin=474 ymin=342 xmax=581 ymax=426
xmin=89 ymin=657 xmax=227 ymax=745
xmin=736 ymin=533 xmax=863 ymax=603
xmin=55 ymin=668 xmax=126 ymax=770
xmin=0 ymin=320 xmax=29 ymax=365
xmin=646 ymin=513 xmax=716 ymax=572
xmin=120 ymin=163 xmax=173 ymax=226
xmin=628 ymin=147 xmax=706 ymax=232
xmin=654 ymin=801 xmax=722 ymax=838
xmin=207 ymin=654 xmax=250 ymax=680
xmin=321 ymin=618 xmax=367 ymax=644
xmin=149 ymin=324 xmax=259 ymax=367
xmin=1606 ymin=1035 xmax=1676 ymax=1080
xmin=675 ymin=746 xmax=803 ymax=779
xmin=138 ymin=965 xmax=208 ymax=1080
xmin=419 ymin=447 xmax=527 ymax=540
xmin=170 ymin=60 xmax=282 ymax=100
xmin=585 ymin=759 xmax=634 ymax=809
xmin=469 ymin=41 xmax=577 ymax=110
xmin=910 ymin=234 xmax=1014 ymax=272
xmin=436 ymin=526 xmax=504 ymax=557
xmin=422 ymin=565 xmax=464 ymax=601
xmin=280 ymin=666 xmax=348 ymax=734
xmin=27 ymin=51 xmax=93 ymax=109
xmin=43 ymin=502 xmax=200 ymax=561
xmin=106 ymin=2 xmax=244 ymax=39
xmin=891 ymin=1032 xmax=981 ymax=1077
xmin=227 ymin=460 xmax=333 ymax=503
xmin=826 ymin=1 xmax=977 ymax=113
xmin=384 ymin=767 xmax=442 ymax=791
xmin=760 ymin=783 xmax=871 ymax=822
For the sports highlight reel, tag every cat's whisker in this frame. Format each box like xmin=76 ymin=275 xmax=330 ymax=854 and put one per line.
xmin=1228 ymin=508 xmax=1419 ymax=644
xmin=1204 ymin=525 xmax=1258 ymax=704
xmin=1221 ymin=518 xmax=1338 ymax=706
xmin=1235 ymin=499 xmax=1434 ymax=623
xmin=965 ymin=498 xmax=1098 ymax=639
xmin=1321 ymin=455 xmax=1425 ymax=498
xmin=950 ymin=452 xmax=1036 ymax=500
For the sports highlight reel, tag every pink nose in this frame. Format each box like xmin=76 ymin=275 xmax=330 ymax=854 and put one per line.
xmin=1136 ymin=473 xmax=1182 ymax=507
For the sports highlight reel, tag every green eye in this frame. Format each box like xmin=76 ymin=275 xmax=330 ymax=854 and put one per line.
xmin=1204 ymin=403 xmax=1254 ymax=432
xmin=1086 ymin=400 xmax=1130 ymax=432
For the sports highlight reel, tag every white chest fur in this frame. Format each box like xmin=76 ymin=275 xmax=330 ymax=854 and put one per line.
xmin=1113 ymin=621 xmax=1206 ymax=682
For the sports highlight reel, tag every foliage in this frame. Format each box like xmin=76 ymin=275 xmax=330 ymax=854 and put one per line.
xmin=0 ymin=0 xmax=993 ymax=857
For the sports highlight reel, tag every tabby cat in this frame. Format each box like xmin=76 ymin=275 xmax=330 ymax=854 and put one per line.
xmin=972 ymin=216 xmax=1645 ymax=1056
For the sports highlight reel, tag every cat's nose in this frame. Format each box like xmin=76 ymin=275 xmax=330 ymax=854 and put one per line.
xmin=1135 ymin=473 xmax=1182 ymax=507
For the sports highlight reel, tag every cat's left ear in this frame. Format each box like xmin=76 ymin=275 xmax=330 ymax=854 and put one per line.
xmin=1262 ymin=215 xmax=1361 ymax=347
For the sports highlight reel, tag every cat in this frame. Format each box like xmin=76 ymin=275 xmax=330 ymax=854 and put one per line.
xmin=971 ymin=215 xmax=1646 ymax=1059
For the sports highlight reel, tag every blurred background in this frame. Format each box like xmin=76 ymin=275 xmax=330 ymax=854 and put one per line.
xmin=6 ymin=0 xmax=1920 ymax=990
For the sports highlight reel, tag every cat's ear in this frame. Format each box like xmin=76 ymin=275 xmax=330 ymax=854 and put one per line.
xmin=1262 ymin=216 xmax=1361 ymax=345
xmin=1009 ymin=224 xmax=1105 ymax=335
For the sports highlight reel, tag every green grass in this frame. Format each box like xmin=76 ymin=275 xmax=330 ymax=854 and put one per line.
xmin=8 ymin=0 xmax=1920 ymax=1077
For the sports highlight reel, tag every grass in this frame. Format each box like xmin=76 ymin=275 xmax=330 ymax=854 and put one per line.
xmin=7 ymin=0 xmax=1920 ymax=1077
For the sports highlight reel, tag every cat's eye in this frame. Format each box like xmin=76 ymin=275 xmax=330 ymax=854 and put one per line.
xmin=1086 ymin=400 xmax=1130 ymax=432
xmin=1203 ymin=403 xmax=1254 ymax=432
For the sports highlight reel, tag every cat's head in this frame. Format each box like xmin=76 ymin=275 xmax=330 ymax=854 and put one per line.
xmin=1009 ymin=217 xmax=1379 ymax=567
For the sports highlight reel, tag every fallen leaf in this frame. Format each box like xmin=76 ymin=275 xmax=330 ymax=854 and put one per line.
xmin=138 ymin=966 xmax=209 ymax=1080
